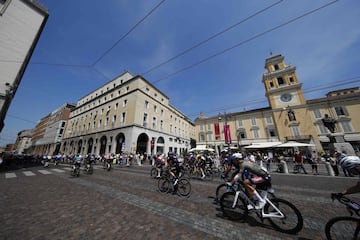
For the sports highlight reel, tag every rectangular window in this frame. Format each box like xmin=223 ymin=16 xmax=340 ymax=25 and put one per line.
xmin=291 ymin=126 xmax=301 ymax=137
xmin=105 ymin=117 xmax=109 ymax=127
xmin=252 ymin=129 xmax=260 ymax=139
xmin=199 ymin=133 xmax=205 ymax=142
xmin=340 ymin=121 xmax=352 ymax=133
xmin=317 ymin=123 xmax=328 ymax=134
xmin=237 ymin=119 xmax=243 ymax=127
xmin=265 ymin=116 xmax=273 ymax=125
xmin=335 ymin=106 xmax=348 ymax=116
xmin=313 ymin=109 xmax=322 ymax=119
xmin=144 ymin=100 xmax=149 ymax=109
xmin=123 ymin=99 xmax=127 ymax=107
xmin=121 ymin=112 xmax=126 ymax=126
xmin=143 ymin=113 xmax=148 ymax=127
xmin=268 ymin=128 xmax=277 ymax=137
xmin=277 ymin=77 xmax=285 ymax=86
xmin=207 ymin=132 xmax=212 ymax=141
xmin=112 ymin=115 xmax=116 ymax=128
xmin=152 ymin=117 xmax=157 ymax=129
xmin=239 ymin=130 xmax=246 ymax=139
xmin=160 ymin=120 xmax=164 ymax=131
xmin=251 ymin=117 xmax=257 ymax=126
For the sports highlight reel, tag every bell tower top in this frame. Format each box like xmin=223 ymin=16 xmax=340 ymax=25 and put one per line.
xmin=262 ymin=54 xmax=306 ymax=108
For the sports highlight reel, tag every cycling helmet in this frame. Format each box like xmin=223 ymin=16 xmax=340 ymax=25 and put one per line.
xmin=232 ymin=153 xmax=242 ymax=159
xmin=339 ymin=156 xmax=360 ymax=171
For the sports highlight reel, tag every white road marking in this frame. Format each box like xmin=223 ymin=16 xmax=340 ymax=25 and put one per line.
xmin=38 ymin=170 xmax=52 ymax=175
xmin=5 ymin=173 xmax=17 ymax=178
xmin=23 ymin=171 xmax=36 ymax=176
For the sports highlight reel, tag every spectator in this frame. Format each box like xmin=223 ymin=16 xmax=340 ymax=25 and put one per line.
xmin=294 ymin=151 xmax=308 ymax=174
xmin=310 ymin=151 xmax=319 ymax=175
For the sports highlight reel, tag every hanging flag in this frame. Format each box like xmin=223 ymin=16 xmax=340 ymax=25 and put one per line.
xmin=214 ymin=123 xmax=220 ymax=138
xmin=224 ymin=124 xmax=231 ymax=144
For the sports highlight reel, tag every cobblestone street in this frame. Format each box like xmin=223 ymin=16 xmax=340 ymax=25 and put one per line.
xmin=0 ymin=163 xmax=358 ymax=240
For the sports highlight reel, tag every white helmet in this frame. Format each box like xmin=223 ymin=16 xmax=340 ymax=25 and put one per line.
xmin=339 ymin=156 xmax=360 ymax=171
xmin=232 ymin=153 xmax=242 ymax=159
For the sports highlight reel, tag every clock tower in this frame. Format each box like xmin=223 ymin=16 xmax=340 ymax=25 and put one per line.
xmin=262 ymin=54 xmax=306 ymax=109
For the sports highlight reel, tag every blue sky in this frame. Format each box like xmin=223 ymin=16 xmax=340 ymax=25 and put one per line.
xmin=1 ymin=0 xmax=360 ymax=145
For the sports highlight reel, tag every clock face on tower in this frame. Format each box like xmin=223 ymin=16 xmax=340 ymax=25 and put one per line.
xmin=280 ymin=93 xmax=293 ymax=102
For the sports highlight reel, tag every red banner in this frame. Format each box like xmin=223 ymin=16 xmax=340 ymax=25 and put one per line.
xmin=224 ymin=124 xmax=231 ymax=144
xmin=214 ymin=123 xmax=220 ymax=138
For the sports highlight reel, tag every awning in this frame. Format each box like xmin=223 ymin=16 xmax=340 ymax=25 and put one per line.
xmin=274 ymin=141 xmax=315 ymax=147
xmin=189 ymin=145 xmax=215 ymax=152
xmin=243 ymin=141 xmax=282 ymax=149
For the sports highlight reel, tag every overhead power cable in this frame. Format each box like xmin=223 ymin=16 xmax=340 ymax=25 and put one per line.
xmin=185 ymin=76 xmax=360 ymax=118
xmin=91 ymin=0 xmax=167 ymax=67
xmin=142 ymin=0 xmax=283 ymax=75
xmin=151 ymin=0 xmax=339 ymax=84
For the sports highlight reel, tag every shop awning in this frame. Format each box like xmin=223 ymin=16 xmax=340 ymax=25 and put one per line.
xmin=243 ymin=141 xmax=282 ymax=149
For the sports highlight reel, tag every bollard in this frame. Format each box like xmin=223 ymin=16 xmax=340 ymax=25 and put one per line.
xmin=325 ymin=162 xmax=335 ymax=176
xmin=280 ymin=160 xmax=289 ymax=174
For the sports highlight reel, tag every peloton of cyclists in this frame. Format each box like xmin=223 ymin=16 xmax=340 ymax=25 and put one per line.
xmin=222 ymin=152 xmax=271 ymax=210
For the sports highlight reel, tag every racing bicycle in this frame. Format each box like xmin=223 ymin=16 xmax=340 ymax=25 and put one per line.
xmin=220 ymin=180 xmax=303 ymax=234
xmin=158 ymin=171 xmax=191 ymax=197
xmin=325 ymin=193 xmax=360 ymax=240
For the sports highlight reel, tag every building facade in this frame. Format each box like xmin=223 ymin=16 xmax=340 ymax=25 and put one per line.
xmin=14 ymin=128 xmax=33 ymax=154
xmin=31 ymin=103 xmax=75 ymax=155
xmin=195 ymin=54 xmax=360 ymax=155
xmin=61 ymin=71 xmax=195 ymax=157
xmin=0 ymin=0 xmax=48 ymax=132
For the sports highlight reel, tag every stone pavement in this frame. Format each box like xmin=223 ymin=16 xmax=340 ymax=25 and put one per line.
xmin=0 ymin=163 xmax=358 ymax=240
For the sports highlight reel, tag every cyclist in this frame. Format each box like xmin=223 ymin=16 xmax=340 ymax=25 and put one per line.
xmin=333 ymin=154 xmax=360 ymax=197
xmin=222 ymin=152 xmax=271 ymax=210
xmin=195 ymin=154 xmax=206 ymax=179
xmin=155 ymin=154 xmax=165 ymax=178
xmin=73 ymin=154 xmax=82 ymax=169
xmin=166 ymin=152 xmax=181 ymax=193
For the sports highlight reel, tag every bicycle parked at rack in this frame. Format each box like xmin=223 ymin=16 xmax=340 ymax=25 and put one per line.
xmin=158 ymin=171 xmax=191 ymax=197
xmin=325 ymin=193 xmax=360 ymax=240
xmin=219 ymin=180 xmax=303 ymax=234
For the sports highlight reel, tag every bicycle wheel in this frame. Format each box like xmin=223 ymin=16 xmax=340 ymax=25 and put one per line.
xmin=220 ymin=191 xmax=248 ymax=220
xmin=158 ymin=177 xmax=171 ymax=193
xmin=205 ymin=169 xmax=214 ymax=181
xmin=264 ymin=198 xmax=303 ymax=234
xmin=150 ymin=167 xmax=157 ymax=178
xmin=177 ymin=178 xmax=191 ymax=196
xmin=215 ymin=183 xmax=235 ymax=203
xmin=325 ymin=216 xmax=360 ymax=240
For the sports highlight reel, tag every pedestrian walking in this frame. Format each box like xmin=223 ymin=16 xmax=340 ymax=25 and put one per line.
xmin=310 ymin=151 xmax=319 ymax=175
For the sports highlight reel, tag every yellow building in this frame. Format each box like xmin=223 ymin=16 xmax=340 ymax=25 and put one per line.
xmin=195 ymin=54 xmax=360 ymax=155
xmin=61 ymin=71 xmax=195 ymax=156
